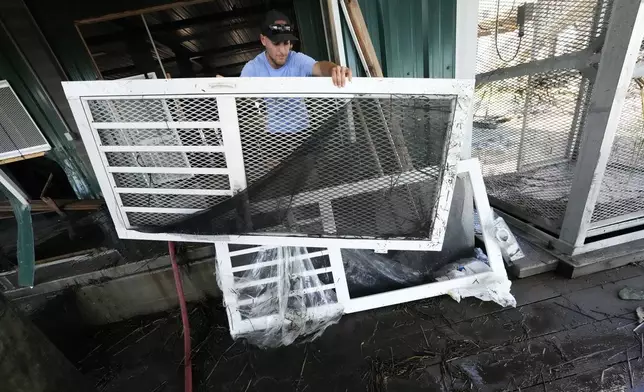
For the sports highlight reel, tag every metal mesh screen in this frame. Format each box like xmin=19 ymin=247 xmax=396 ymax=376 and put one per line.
xmin=477 ymin=0 xmax=610 ymax=74
xmin=473 ymin=0 xmax=612 ymax=233
xmin=0 ymin=82 xmax=50 ymax=157
xmin=591 ymin=78 xmax=644 ymax=223
xmin=88 ymin=98 xmax=219 ymax=122
xmin=474 ymin=70 xmax=584 ymax=229
xmin=81 ymin=86 xmax=462 ymax=242
xmin=157 ymin=96 xmax=456 ymax=239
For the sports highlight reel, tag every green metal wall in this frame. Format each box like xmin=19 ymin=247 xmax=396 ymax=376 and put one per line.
xmin=342 ymin=0 xmax=456 ymax=78
xmin=0 ymin=20 xmax=98 ymax=198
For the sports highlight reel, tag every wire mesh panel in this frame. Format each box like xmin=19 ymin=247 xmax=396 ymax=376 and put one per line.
xmin=473 ymin=70 xmax=586 ymax=230
xmin=477 ymin=0 xmax=611 ymax=75
xmin=0 ymin=81 xmax=50 ymax=160
xmin=591 ymin=78 xmax=644 ymax=224
xmin=473 ymin=0 xmax=612 ymax=233
xmin=63 ymin=78 xmax=472 ymax=250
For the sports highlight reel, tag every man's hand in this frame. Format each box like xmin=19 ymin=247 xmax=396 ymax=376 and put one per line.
xmin=331 ymin=65 xmax=352 ymax=87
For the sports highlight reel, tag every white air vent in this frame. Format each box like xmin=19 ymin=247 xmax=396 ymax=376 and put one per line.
xmin=0 ymin=80 xmax=50 ymax=160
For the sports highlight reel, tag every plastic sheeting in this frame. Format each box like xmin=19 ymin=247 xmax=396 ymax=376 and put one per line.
xmin=434 ymin=250 xmax=516 ymax=307
xmin=475 ymin=210 xmax=525 ymax=264
xmin=223 ymin=247 xmax=343 ymax=348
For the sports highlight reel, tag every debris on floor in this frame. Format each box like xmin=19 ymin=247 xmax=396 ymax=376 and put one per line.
xmin=619 ymin=287 xmax=644 ymax=300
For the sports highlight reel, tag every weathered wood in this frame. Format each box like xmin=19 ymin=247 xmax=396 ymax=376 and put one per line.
xmin=342 ymin=0 xmax=383 ymax=77
xmin=0 ymin=151 xmax=45 ymax=165
xmin=0 ymin=199 xmax=103 ymax=213
xmin=75 ymin=0 xmax=213 ymax=24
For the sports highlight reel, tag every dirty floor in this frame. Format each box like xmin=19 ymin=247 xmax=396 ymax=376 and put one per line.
xmin=37 ymin=263 xmax=644 ymax=391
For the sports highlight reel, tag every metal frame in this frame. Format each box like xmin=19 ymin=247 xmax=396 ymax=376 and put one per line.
xmin=0 ymin=169 xmax=34 ymax=287
xmin=559 ymin=0 xmax=644 ymax=249
xmin=214 ymin=158 xmax=509 ymax=337
xmin=0 ymin=80 xmax=51 ymax=160
xmin=63 ymin=77 xmax=474 ymax=252
xmin=476 ymin=0 xmax=644 ymax=256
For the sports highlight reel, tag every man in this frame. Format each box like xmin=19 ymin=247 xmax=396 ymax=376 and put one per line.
xmin=241 ymin=9 xmax=352 ymax=87
xmin=240 ymin=10 xmax=352 ymax=134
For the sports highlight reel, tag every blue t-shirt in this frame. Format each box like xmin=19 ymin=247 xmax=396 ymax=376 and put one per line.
xmin=240 ymin=51 xmax=316 ymax=133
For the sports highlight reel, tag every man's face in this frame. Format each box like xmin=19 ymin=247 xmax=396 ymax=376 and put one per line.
xmin=260 ymin=19 xmax=292 ymax=68
xmin=261 ymin=37 xmax=291 ymax=67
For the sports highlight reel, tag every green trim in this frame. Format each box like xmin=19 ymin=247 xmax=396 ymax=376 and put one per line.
xmin=11 ymin=199 xmax=34 ymax=287
xmin=293 ymin=0 xmax=328 ymax=62
xmin=0 ymin=173 xmax=34 ymax=288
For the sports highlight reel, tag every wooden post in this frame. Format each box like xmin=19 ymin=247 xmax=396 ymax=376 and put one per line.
xmin=342 ymin=0 xmax=383 ymax=77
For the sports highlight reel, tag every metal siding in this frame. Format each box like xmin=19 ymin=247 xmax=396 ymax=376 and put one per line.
xmin=293 ymin=0 xmax=329 ymax=62
xmin=0 ymin=22 xmax=99 ymax=198
xmin=340 ymin=0 xmax=456 ymax=78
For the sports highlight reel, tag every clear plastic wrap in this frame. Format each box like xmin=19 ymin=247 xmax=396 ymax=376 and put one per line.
xmin=434 ymin=253 xmax=516 ymax=307
xmin=475 ymin=210 xmax=525 ymax=264
xmin=227 ymin=247 xmax=343 ymax=348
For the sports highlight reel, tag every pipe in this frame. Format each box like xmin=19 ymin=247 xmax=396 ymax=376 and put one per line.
xmin=168 ymin=241 xmax=192 ymax=392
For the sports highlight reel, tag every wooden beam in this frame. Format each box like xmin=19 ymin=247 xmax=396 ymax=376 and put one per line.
xmin=81 ymin=2 xmax=290 ymax=45
xmin=75 ymin=0 xmax=214 ymax=25
xmin=0 ymin=199 xmax=104 ymax=213
xmin=0 ymin=152 xmax=45 ymax=166
xmin=342 ymin=0 xmax=383 ymax=77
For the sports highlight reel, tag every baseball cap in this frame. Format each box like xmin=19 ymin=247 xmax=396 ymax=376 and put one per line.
xmin=261 ymin=10 xmax=298 ymax=43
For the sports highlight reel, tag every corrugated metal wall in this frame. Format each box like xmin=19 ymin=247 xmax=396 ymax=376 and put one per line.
xmin=341 ymin=0 xmax=456 ymax=78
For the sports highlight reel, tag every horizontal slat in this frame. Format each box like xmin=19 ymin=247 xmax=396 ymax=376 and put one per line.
xmin=229 ymin=246 xmax=279 ymax=257
xmin=92 ymin=121 xmax=221 ymax=129
xmin=299 ymin=266 xmax=332 ymax=277
xmin=235 ymin=280 xmax=335 ymax=307
xmin=99 ymin=145 xmax=225 ymax=153
xmin=107 ymin=166 xmax=229 ymax=175
xmin=233 ymin=265 xmax=333 ymax=289
xmin=232 ymin=303 xmax=344 ymax=336
xmin=292 ymin=283 xmax=335 ymax=296
xmin=235 ymin=276 xmax=278 ymax=289
xmin=122 ymin=206 xmax=203 ymax=214
xmin=114 ymin=187 xmax=233 ymax=196
xmin=230 ymin=250 xmax=330 ymax=273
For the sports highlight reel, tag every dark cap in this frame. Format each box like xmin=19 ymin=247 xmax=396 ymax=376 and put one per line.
xmin=261 ymin=10 xmax=298 ymax=43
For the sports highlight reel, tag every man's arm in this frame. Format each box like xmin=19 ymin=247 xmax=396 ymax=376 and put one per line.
xmin=312 ymin=61 xmax=352 ymax=87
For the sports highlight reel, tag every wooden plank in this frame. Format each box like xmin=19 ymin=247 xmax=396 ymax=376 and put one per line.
xmin=74 ymin=0 xmax=213 ymax=24
xmin=0 ymin=199 xmax=103 ymax=212
xmin=0 ymin=151 xmax=45 ymax=165
xmin=342 ymin=0 xmax=383 ymax=77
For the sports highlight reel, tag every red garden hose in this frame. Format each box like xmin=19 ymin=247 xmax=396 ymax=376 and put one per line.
xmin=168 ymin=241 xmax=192 ymax=392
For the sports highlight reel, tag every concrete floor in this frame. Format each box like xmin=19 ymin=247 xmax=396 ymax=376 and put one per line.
xmin=33 ymin=261 xmax=644 ymax=391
